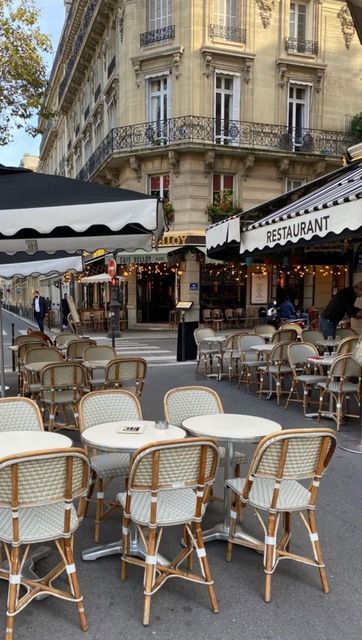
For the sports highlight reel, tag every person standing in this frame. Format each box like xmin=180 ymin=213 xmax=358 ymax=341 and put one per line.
xmin=61 ymin=294 xmax=70 ymax=329
xmin=32 ymin=290 xmax=46 ymax=332
xmin=320 ymin=281 xmax=362 ymax=338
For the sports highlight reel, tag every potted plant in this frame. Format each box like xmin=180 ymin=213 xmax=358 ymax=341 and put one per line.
xmin=350 ymin=112 xmax=362 ymax=142
xmin=207 ymin=189 xmax=240 ymax=223
xmin=163 ymin=201 xmax=174 ymax=224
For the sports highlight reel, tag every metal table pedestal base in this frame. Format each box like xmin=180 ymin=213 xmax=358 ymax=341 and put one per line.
xmin=202 ymin=522 xmax=262 ymax=547
xmin=82 ymin=535 xmax=170 ymax=566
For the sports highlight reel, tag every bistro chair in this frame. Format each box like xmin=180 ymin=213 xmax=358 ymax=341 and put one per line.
xmin=246 ymin=307 xmax=258 ymax=328
xmin=105 ymin=357 xmax=147 ymax=396
xmin=194 ymin=328 xmax=219 ymax=377
xmin=279 ymin=322 xmax=303 ymax=337
xmin=301 ymin=329 xmax=324 ymax=347
xmin=211 ymin=308 xmax=224 ymax=331
xmin=119 ymin=309 xmax=128 ymax=331
xmin=16 ymin=340 xmax=47 ymax=395
xmin=237 ymin=335 xmax=266 ymax=393
xmin=54 ymin=332 xmax=80 ymax=349
xmin=258 ymin=342 xmax=292 ymax=404
xmin=23 ymin=346 xmax=64 ymax=399
xmin=79 ymin=309 xmax=93 ymax=331
xmin=224 ymin=308 xmax=239 ymax=329
xmin=164 ymin=386 xmax=246 ymax=475
xmin=217 ymin=332 xmax=248 ymax=381
xmin=0 ymin=448 xmax=90 ymax=639
xmin=234 ymin=308 xmax=247 ymax=327
xmin=335 ymin=328 xmax=357 ymax=339
xmin=317 ymin=354 xmax=361 ymax=430
xmin=225 ymin=428 xmax=336 ymax=602
xmin=285 ymin=343 xmax=327 ymax=414
xmin=202 ymin=309 xmax=214 ymax=328
xmin=79 ymin=389 xmax=142 ymax=543
xmin=336 ymin=336 xmax=359 ymax=355
xmin=0 ymin=396 xmax=43 ymax=431
xmin=25 ymin=329 xmax=53 ymax=345
xmin=39 ymin=362 xmax=88 ymax=431
xmin=254 ymin=324 xmax=275 ymax=339
xmin=119 ymin=438 xmax=220 ymax=625
xmin=67 ymin=338 xmax=97 ymax=360
xmin=83 ymin=344 xmax=117 ymax=389
xmin=272 ymin=328 xmax=298 ymax=343
xmin=92 ymin=310 xmax=105 ymax=331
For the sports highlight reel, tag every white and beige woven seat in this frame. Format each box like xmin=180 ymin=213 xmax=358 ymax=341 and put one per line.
xmin=194 ymin=328 xmax=219 ymax=377
xmin=66 ymin=338 xmax=97 ymax=360
xmin=164 ymin=386 xmax=246 ymax=471
xmin=0 ymin=397 xmax=43 ymax=431
xmin=119 ymin=437 xmax=220 ymax=626
xmin=335 ymin=328 xmax=357 ymax=339
xmin=258 ymin=341 xmax=292 ymax=404
xmin=237 ymin=335 xmax=266 ymax=392
xmin=23 ymin=346 xmax=64 ymax=398
xmin=104 ymin=357 xmax=147 ymax=396
xmin=54 ymin=332 xmax=80 ymax=348
xmin=301 ymin=329 xmax=324 ymax=347
xmin=226 ymin=428 xmax=337 ymax=603
xmin=0 ymin=448 xmax=90 ymax=640
xmin=39 ymin=362 xmax=87 ymax=431
xmin=285 ymin=343 xmax=327 ymax=414
xmin=79 ymin=389 xmax=142 ymax=543
xmin=83 ymin=344 xmax=117 ymax=389
xmin=16 ymin=340 xmax=46 ymax=395
xmin=317 ymin=354 xmax=361 ymax=430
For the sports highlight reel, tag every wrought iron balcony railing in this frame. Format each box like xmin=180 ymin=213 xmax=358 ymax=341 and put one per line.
xmin=209 ymin=24 xmax=246 ymax=43
xmin=107 ymin=55 xmax=116 ymax=79
xmin=285 ymin=37 xmax=318 ymax=55
xmin=140 ymin=24 xmax=175 ymax=47
xmin=94 ymin=84 xmax=101 ymax=103
xmin=76 ymin=116 xmax=354 ymax=182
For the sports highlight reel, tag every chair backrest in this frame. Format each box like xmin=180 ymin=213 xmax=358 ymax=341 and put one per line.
xmin=238 ymin=334 xmax=265 ymax=352
xmin=54 ymin=333 xmax=80 ymax=348
xmin=254 ymin=324 xmax=275 ymax=336
xmin=327 ymin=354 xmax=362 ymax=380
xmin=337 ymin=336 xmax=359 ymax=355
xmin=83 ymin=345 xmax=117 ymax=361
xmin=270 ymin=341 xmax=291 ymax=363
xmin=194 ymin=327 xmax=214 ymax=346
xmin=234 ymin=308 xmax=245 ymax=318
xmin=40 ymin=362 xmax=88 ymax=393
xmin=212 ymin=308 xmax=223 ymax=319
xmin=280 ymin=322 xmax=303 ymax=336
xmin=0 ymin=397 xmax=43 ymax=431
xmin=0 ymin=449 xmax=89 ymax=543
xmin=287 ymin=342 xmax=319 ymax=369
xmin=15 ymin=334 xmax=45 ymax=347
xmin=336 ymin=328 xmax=357 ymax=339
xmin=224 ymin=331 xmax=247 ymax=350
xmin=272 ymin=329 xmax=298 ymax=343
xmin=105 ymin=357 xmax=147 ymax=395
xmin=67 ymin=338 xmax=97 ymax=359
xmin=18 ymin=341 xmax=47 ymax=362
xmin=126 ymin=438 xmax=219 ymax=524
xmin=26 ymin=330 xmax=53 ymax=345
xmin=202 ymin=309 xmax=212 ymax=322
xmin=246 ymin=307 xmax=257 ymax=319
xmin=224 ymin=308 xmax=234 ymax=321
xmin=24 ymin=346 xmax=63 ymax=365
xmin=301 ymin=330 xmax=324 ymax=346
xmin=164 ymin=386 xmax=223 ymax=427
xmin=243 ymin=428 xmax=336 ymax=507
xmin=79 ymin=389 xmax=142 ymax=432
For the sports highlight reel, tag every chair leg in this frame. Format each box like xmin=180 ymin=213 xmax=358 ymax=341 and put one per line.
xmin=307 ymin=510 xmax=329 ymax=594
xmin=5 ymin=546 xmax=20 ymax=640
xmin=184 ymin=525 xmax=193 ymax=571
xmin=63 ymin=538 xmax=88 ymax=630
xmin=94 ymin=477 xmax=104 ymax=543
xmin=121 ymin=514 xmax=131 ymax=582
xmin=336 ymin=395 xmax=342 ymax=431
xmin=143 ymin=528 xmax=157 ymax=626
xmin=84 ymin=470 xmax=96 ymax=517
xmin=194 ymin=522 xmax=219 ymax=614
xmin=226 ymin=494 xmax=241 ymax=562
xmin=264 ymin=513 xmax=277 ymax=603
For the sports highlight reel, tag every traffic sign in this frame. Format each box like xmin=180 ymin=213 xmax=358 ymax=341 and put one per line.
xmin=107 ymin=258 xmax=117 ymax=278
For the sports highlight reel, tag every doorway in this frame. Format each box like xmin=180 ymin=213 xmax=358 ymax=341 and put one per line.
xmin=137 ymin=268 xmax=174 ymax=323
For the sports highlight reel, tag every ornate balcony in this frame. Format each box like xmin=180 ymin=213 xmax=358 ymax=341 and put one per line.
xmin=285 ymin=37 xmax=318 ymax=55
xmin=209 ymin=24 xmax=246 ymax=43
xmin=76 ymin=116 xmax=354 ymax=182
xmin=140 ymin=25 xmax=175 ymax=47
xmin=107 ymin=55 xmax=116 ymax=79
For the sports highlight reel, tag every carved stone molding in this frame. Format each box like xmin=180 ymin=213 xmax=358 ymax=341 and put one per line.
xmin=278 ymin=65 xmax=288 ymax=88
xmin=337 ymin=4 xmax=355 ymax=50
xmin=132 ymin=60 xmax=142 ymax=87
xmin=256 ymin=0 xmax=275 ymax=29
xmin=105 ymin=78 xmax=119 ymax=105
xmin=278 ymin=159 xmax=290 ymax=177
xmin=243 ymin=59 xmax=253 ymax=84
xmin=168 ymin=150 xmax=180 ymax=176
xmin=203 ymin=151 xmax=215 ymax=176
xmin=313 ymin=160 xmax=326 ymax=178
xmin=172 ymin=51 xmax=183 ymax=78
xmin=239 ymin=154 xmax=255 ymax=178
xmin=203 ymin=52 xmax=213 ymax=78
xmin=315 ymin=70 xmax=324 ymax=93
xmin=129 ymin=156 xmax=141 ymax=181
xmin=117 ymin=1 xmax=125 ymax=43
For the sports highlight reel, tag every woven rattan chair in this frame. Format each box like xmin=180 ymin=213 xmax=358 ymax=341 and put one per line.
xmin=216 ymin=332 xmax=247 ymax=381
xmin=271 ymin=328 xmax=298 ymax=343
xmin=39 ymin=362 xmax=87 ymax=431
xmin=119 ymin=437 xmax=220 ymax=625
xmin=336 ymin=336 xmax=358 ymax=355
xmin=285 ymin=343 xmax=327 ymax=414
xmin=234 ymin=308 xmax=247 ymax=327
xmin=54 ymin=332 xmax=80 ymax=349
xmin=202 ymin=309 xmax=214 ymax=328
xmin=211 ymin=308 xmax=223 ymax=330
xmin=279 ymin=322 xmax=303 ymax=337
xmin=79 ymin=389 xmax=142 ymax=542
xmin=104 ymin=357 xmax=147 ymax=396
xmin=194 ymin=328 xmax=219 ymax=377
xmin=119 ymin=309 xmax=128 ymax=331
xmin=164 ymin=386 xmax=246 ymax=473
xmin=301 ymin=329 xmax=324 ymax=347
xmin=23 ymin=346 xmax=64 ymax=398
xmin=16 ymin=341 xmax=47 ymax=395
xmin=335 ymin=328 xmax=357 ymax=339
xmin=225 ymin=428 xmax=336 ymax=602
xmin=254 ymin=324 xmax=275 ymax=338
xmin=317 ymin=354 xmax=361 ymax=430
xmin=67 ymin=338 xmax=97 ymax=360
xmin=25 ymin=330 xmax=53 ymax=345
xmin=224 ymin=308 xmax=238 ymax=329
xmin=237 ymin=335 xmax=266 ymax=392
xmin=83 ymin=345 xmax=117 ymax=389
xmin=258 ymin=342 xmax=292 ymax=404
xmin=0 ymin=448 xmax=90 ymax=639
xmin=0 ymin=397 xmax=43 ymax=431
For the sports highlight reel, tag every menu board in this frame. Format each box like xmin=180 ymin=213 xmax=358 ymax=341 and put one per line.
xmin=251 ymin=273 xmax=268 ymax=305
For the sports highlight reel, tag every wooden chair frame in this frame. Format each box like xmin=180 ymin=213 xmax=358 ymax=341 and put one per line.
xmin=258 ymin=341 xmax=292 ymax=404
xmin=285 ymin=342 xmax=326 ymax=414
xmin=104 ymin=357 xmax=147 ymax=397
xmin=317 ymin=354 xmax=361 ymax=430
xmin=39 ymin=362 xmax=87 ymax=431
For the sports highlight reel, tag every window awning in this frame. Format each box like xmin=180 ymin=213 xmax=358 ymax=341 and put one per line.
xmin=206 ymin=160 xmax=362 ymax=259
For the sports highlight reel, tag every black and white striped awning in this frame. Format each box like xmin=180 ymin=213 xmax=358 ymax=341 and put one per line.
xmin=0 ymin=165 xmax=164 ymax=255
xmin=206 ymin=160 xmax=362 ymax=259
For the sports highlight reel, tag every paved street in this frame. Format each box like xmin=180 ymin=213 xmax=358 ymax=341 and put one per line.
xmin=0 ymin=310 xmax=361 ymax=640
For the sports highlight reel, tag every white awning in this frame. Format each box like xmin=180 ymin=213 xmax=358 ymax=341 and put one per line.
xmin=80 ymin=274 xmax=127 ymax=283
xmin=0 ymin=255 xmax=84 ymax=279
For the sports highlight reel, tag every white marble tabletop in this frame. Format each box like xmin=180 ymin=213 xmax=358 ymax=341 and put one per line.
xmin=0 ymin=431 xmax=72 ymax=458
xmin=81 ymin=420 xmax=186 ymax=452
xmin=83 ymin=359 xmax=111 ymax=369
xmin=183 ymin=414 xmax=282 ymax=444
xmin=250 ymin=344 xmax=274 ymax=352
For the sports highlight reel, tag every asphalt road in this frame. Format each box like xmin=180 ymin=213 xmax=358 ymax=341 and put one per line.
xmin=0 ymin=310 xmax=361 ymax=640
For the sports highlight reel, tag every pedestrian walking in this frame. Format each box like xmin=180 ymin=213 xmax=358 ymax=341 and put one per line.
xmin=32 ymin=290 xmax=46 ymax=332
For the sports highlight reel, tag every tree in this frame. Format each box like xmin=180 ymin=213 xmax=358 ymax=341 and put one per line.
xmin=0 ymin=0 xmax=52 ymax=145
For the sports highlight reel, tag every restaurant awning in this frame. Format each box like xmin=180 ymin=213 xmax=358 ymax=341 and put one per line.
xmin=206 ymin=160 xmax=362 ymax=260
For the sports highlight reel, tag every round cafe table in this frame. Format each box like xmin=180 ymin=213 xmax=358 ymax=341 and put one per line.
xmin=182 ymin=414 xmax=282 ymax=545
xmin=81 ymin=420 xmax=185 ymax=563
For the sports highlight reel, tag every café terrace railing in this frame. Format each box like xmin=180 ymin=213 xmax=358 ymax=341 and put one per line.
xmin=76 ymin=115 xmax=354 ymax=181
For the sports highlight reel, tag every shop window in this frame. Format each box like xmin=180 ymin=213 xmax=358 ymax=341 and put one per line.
xmin=213 ymin=174 xmax=234 ymax=204
xmin=149 ymin=175 xmax=170 ymax=200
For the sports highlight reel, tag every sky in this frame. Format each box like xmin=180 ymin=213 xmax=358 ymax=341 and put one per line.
xmin=0 ymin=0 xmax=65 ymax=167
